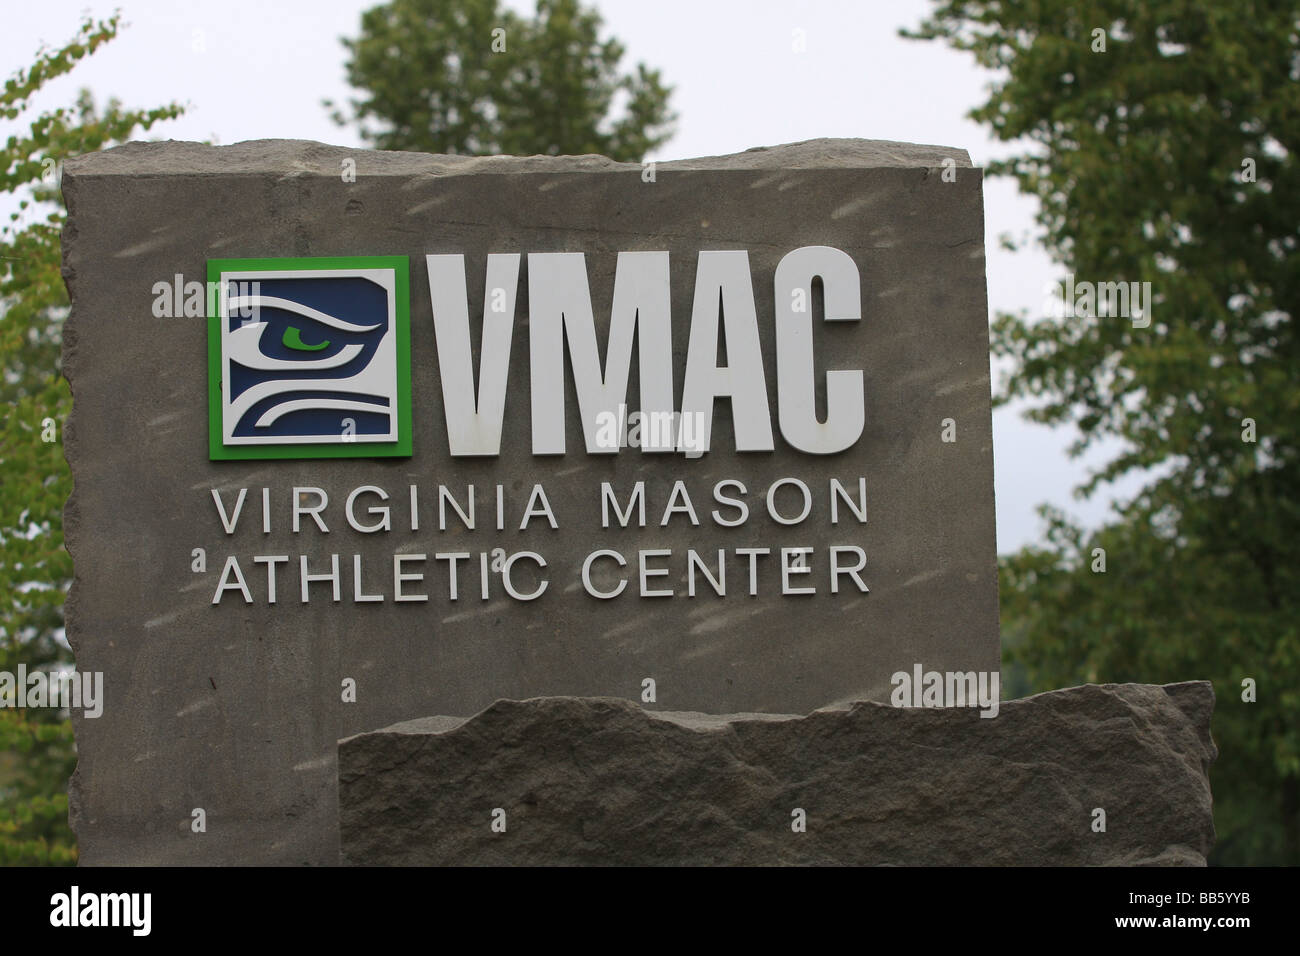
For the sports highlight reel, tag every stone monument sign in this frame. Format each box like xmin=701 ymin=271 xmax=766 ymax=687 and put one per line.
xmin=62 ymin=138 xmax=997 ymax=864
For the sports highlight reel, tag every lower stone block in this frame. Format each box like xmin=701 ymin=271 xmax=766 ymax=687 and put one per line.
xmin=338 ymin=682 xmax=1216 ymax=865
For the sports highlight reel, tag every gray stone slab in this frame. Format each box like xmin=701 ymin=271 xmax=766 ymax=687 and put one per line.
xmin=339 ymin=683 xmax=1217 ymax=866
xmin=62 ymin=138 xmax=996 ymax=864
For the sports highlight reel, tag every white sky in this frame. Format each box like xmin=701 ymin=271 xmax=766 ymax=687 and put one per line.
xmin=4 ymin=0 xmax=1149 ymax=554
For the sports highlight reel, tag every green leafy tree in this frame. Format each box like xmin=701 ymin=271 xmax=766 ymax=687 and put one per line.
xmin=330 ymin=0 xmax=675 ymax=160
xmin=1 ymin=14 xmax=182 ymax=865
xmin=904 ymin=1 xmax=1298 ymax=864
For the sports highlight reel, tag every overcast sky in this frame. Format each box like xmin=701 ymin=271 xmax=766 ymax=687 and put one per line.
xmin=5 ymin=0 xmax=1150 ymax=553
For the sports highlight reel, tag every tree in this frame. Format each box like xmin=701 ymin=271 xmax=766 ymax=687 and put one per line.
xmin=330 ymin=0 xmax=675 ymax=160
xmin=904 ymin=1 xmax=1299 ymax=864
xmin=0 ymin=14 xmax=182 ymax=865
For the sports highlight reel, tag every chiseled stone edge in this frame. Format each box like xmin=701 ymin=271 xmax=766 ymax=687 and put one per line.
xmin=61 ymin=137 xmax=974 ymax=180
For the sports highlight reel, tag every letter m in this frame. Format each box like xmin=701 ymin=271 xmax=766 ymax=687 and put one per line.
xmin=528 ymin=252 xmax=674 ymax=455
xmin=101 ymin=894 xmax=130 ymax=927
xmin=1097 ymin=281 xmax=1129 ymax=318
xmin=945 ymin=671 xmax=977 ymax=707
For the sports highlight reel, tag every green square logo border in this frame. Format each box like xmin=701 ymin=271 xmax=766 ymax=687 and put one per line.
xmin=206 ymin=255 xmax=412 ymax=461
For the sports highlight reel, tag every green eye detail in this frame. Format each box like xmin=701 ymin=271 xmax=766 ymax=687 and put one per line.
xmin=283 ymin=326 xmax=330 ymax=351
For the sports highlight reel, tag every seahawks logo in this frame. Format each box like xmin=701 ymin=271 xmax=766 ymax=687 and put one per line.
xmin=208 ymin=257 xmax=411 ymax=460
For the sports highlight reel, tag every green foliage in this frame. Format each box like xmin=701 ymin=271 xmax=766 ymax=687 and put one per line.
xmin=0 ymin=715 xmax=76 ymax=865
xmin=905 ymin=1 xmax=1299 ymax=863
xmin=331 ymin=0 xmax=675 ymax=160
xmin=1 ymin=12 xmax=183 ymax=865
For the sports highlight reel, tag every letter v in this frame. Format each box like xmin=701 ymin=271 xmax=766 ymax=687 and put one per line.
xmin=426 ymin=253 xmax=520 ymax=456
xmin=211 ymin=488 xmax=247 ymax=534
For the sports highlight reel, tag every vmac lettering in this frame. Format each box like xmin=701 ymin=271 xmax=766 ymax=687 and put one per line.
xmin=62 ymin=141 xmax=999 ymax=863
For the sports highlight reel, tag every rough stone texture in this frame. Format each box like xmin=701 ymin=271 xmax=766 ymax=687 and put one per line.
xmin=62 ymin=138 xmax=996 ymax=864
xmin=339 ymin=682 xmax=1217 ymax=866
xmin=62 ymin=136 xmax=973 ymax=177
